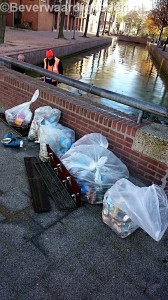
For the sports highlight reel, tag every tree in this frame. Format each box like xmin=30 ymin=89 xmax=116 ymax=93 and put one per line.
xmin=145 ymin=14 xmax=159 ymax=37
xmin=83 ymin=0 xmax=93 ymax=38
xmin=150 ymin=0 xmax=168 ymax=45
xmin=102 ymin=0 xmax=117 ymax=35
xmin=163 ymin=36 xmax=168 ymax=51
xmin=72 ymin=2 xmax=80 ymax=40
xmin=96 ymin=0 xmax=105 ymax=37
xmin=0 ymin=0 xmax=6 ymax=44
xmin=97 ymin=0 xmax=121 ymax=36
xmin=58 ymin=0 xmax=67 ymax=39
xmin=107 ymin=0 xmax=127 ymax=35
xmin=123 ymin=10 xmax=143 ymax=35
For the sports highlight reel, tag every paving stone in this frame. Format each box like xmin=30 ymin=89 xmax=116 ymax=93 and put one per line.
xmin=0 ymin=187 xmax=31 ymax=212
xmin=19 ymin=282 xmax=53 ymax=300
xmin=102 ymin=236 xmax=168 ymax=299
xmin=0 ymin=275 xmax=17 ymax=300
xmin=28 ymin=199 xmax=67 ymax=228
xmin=1 ymin=242 xmax=49 ymax=293
xmin=127 ymin=227 xmax=168 ymax=261
xmin=0 ymin=155 xmax=24 ymax=173
xmin=0 ymin=212 xmax=6 ymax=221
xmin=35 ymin=222 xmax=81 ymax=264
xmin=125 ymin=265 xmax=168 ymax=300
xmin=0 ymin=216 xmax=42 ymax=248
xmin=75 ymin=235 xmax=121 ymax=283
xmin=44 ymin=256 xmax=102 ymax=300
xmin=14 ymin=142 xmax=40 ymax=159
xmin=0 ymin=170 xmax=30 ymax=194
xmin=0 ymin=239 xmax=12 ymax=259
xmin=104 ymin=224 xmax=168 ymax=262
xmin=61 ymin=205 xmax=112 ymax=239
xmin=89 ymin=274 xmax=149 ymax=300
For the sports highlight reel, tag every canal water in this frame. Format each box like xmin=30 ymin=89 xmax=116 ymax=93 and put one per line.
xmin=60 ymin=40 xmax=168 ymax=117
xmin=29 ymin=40 xmax=168 ymax=118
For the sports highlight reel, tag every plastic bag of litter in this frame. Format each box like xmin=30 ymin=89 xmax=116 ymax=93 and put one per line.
xmin=5 ymin=89 xmax=39 ymax=128
xmin=61 ymin=145 xmax=129 ymax=204
xmin=103 ymin=178 xmax=168 ymax=241
xmin=71 ymin=133 xmax=108 ymax=149
xmin=28 ymin=106 xmax=61 ymax=141
xmin=39 ymin=123 xmax=75 ymax=159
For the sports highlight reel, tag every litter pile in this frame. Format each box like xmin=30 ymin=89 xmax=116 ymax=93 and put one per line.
xmin=1 ymin=90 xmax=168 ymax=242
xmin=61 ymin=135 xmax=129 ymax=204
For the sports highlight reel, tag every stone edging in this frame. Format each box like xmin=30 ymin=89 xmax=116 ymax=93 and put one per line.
xmin=147 ymin=43 xmax=168 ymax=75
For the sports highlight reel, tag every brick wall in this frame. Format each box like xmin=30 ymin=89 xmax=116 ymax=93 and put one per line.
xmin=6 ymin=12 xmax=14 ymax=27
xmin=147 ymin=43 xmax=168 ymax=75
xmin=21 ymin=0 xmax=39 ymax=30
xmin=6 ymin=1 xmax=38 ymax=30
xmin=0 ymin=67 xmax=167 ymax=195
xmin=117 ymin=35 xmax=147 ymax=45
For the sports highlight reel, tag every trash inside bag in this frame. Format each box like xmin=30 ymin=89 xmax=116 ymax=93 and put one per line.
xmin=5 ymin=89 xmax=39 ymax=128
xmin=72 ymin=133 xmax=108 ymax=149
xmin=28 ymin=106 xmax=61 ymax=141
xmin=102 ymin=205 xmax=139 ymax=238
xmin=61 ymin=145 xmax=129 ymax=204
xmin=39 ymin=123 xmax=75 ymax=159
xmin=103 ymin=178 xmax=168 ymax=241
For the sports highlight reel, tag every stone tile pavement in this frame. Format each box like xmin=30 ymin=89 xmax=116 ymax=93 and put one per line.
xmin=0 ymin=120 xmax=168 ymax=300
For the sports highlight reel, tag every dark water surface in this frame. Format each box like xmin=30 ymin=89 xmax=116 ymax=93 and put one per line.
xmin=60 ymin=40 xmax=168 ymax=116
xmin=28 ymin=40 xmax=168 ymax=116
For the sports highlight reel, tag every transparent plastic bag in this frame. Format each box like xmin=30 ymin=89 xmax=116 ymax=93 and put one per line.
xmin=39 ymin=125 xmax=49 ymax=162
xmin=103 ymin=178 xmax=168 ymax=241
xmin=39 ymin=123 xmax=75 ymax=158
xmin=28 ymin=106 xmax=61 ymax=141
xmin=5 ymin=89 xmax=39 ymax=128
xmin=61 ymin=145 xmax=129 ymax=204
xmin=72 ymin=133 xmax=108 ymax=149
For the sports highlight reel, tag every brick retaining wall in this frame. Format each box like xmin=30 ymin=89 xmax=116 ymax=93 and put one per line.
xmin=147 ymin=43 xmax=168 ymax=75
xmin=0 ymin=67 xmax=167 ymax=195
xmin=7 ymin=38 xmax=112 ymax=65
xmin=117 ymin=35 xmax=147 ymax=45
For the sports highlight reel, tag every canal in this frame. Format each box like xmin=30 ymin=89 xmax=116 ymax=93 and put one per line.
xmin=60 ymin=40 xmax=168 ymax=117
xmin=28 ymin=40 xmax=168 ymax=119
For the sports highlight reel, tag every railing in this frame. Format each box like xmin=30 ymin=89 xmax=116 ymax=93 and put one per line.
xmin=1 ymin=56 xmax=168 ymax=124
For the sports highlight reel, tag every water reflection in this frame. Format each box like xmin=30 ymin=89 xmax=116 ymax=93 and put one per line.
xmin=61 ymin=41 xmax=168 ymax=115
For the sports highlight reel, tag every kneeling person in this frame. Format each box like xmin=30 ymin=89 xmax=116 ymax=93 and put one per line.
xmin=42 ymin=49 xmax=63 ymax=86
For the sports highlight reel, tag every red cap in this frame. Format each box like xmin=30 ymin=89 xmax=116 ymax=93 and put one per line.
xmin=46 ymin=49 xmax=54 ymax=58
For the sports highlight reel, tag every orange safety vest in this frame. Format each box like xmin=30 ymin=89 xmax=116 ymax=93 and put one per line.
xmin=43 ymin=57 xmax=60 ymax=82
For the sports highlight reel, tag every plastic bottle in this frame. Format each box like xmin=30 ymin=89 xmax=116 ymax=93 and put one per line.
xmin=2 ymin=140 xmax=23 ymax=148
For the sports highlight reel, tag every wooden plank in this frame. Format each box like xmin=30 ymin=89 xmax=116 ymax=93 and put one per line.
xmin=24 ymin=157 xmax=51 ymax=213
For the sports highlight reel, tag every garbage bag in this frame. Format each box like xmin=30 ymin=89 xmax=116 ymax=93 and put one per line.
xmin=61 ymin=145 xmax=129 ymax=204
xmin=39 ymin=123 xmax=75 ymax=159
xmin=103 ymin=178 xmax=168 ymax=241
xmin=5 ymin=89 xmax=39 ymax=128
xmin=72 ymin=133 xmax=108 ymax=149
xmin=28 ymin=106 xmax=61 ymax=141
